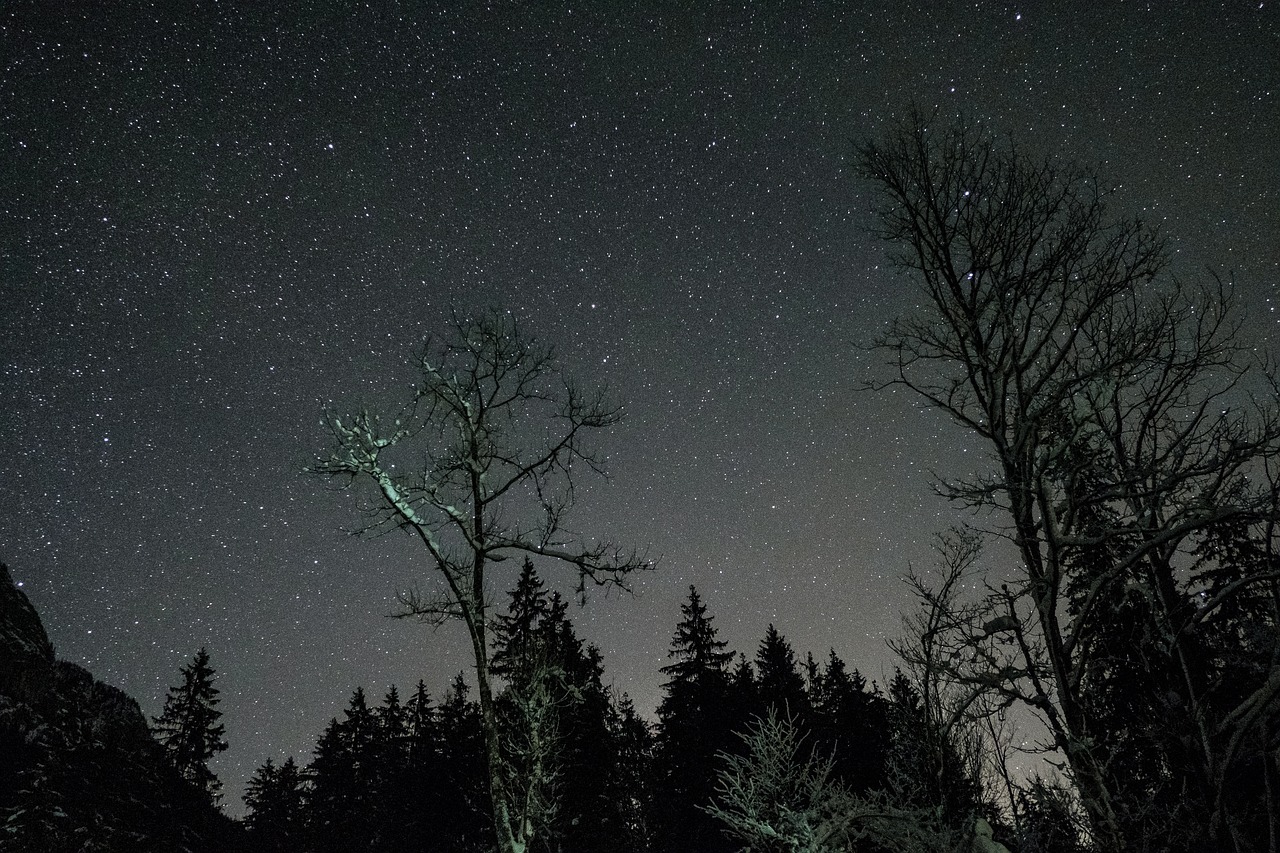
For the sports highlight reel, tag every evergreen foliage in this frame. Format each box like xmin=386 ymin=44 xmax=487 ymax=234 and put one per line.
xmin=243 ymin=757 xmax=304 ymax=852
xmin=652 ymin=587 xmax=751 ymax=853
xmin=226 ymin=571 xmax=1271 ymax=853
xmin=755 ymin=623 xmax=809 ymax=719
xmin=151 ymin=647 xmax=228 ymax=799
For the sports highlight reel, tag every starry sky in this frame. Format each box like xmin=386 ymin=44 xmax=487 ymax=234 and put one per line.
xmin=3 ymin=0 xmax=1277 ymax=811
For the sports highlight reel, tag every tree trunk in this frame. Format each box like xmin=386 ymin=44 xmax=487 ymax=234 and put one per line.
xmin=470 ymin=612 xmax=528 ymax=853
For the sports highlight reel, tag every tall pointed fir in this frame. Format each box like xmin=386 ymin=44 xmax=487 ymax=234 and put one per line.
xmin=436 ymin=673 xmax=491 ymax=851
xmin=405 ymin=679 xmax=438 ymax=768
xmin=305 ymin=718 xmax=354 ymax=852
xmin=491 ymin=561 xmax=637 ymax=851
xmin=541 ymin=616 xmax=620 ymax=851
xmin=244 ymin=757 xmax=305 ymax=852
xmin=652 ymin=586 xmax=740 ymax=853
xmin=884 ymin=669 xmax=982 ymax=831
xmin=490 ymin=559 xmax=550 ymax=685
xmin=152 ymin=647 xmax=228 ymax=800
xmin=394 ymin=680 xmax=449 ymax=850
xmin=304 ymin=688 xmax=384 ymax=852
xmin=810 ymin=649 xmax=890 ymax=794
xmin=606 ymin=692 xmax=656 ymax=852
xmin=755 ymin=623 xmax=809 ymax=720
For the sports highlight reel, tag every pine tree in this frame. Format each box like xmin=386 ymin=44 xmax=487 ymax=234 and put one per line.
xmin=885 ymin=669 xmax=981 ymax=827
xmin=342 ymin=687 xmax=378 ymax=787
xmin=490 ymin=566 xmax=566 ymax=847
xmin=303 ymin=688 xmax=384 ymax=852
xmin=244 ymin=756 xmax=304 ymax=852
xmin=811 ymin=649 xmax=889 ymax=794
xmin=652 ymin=587 xmax=740 ymax=853
xmin=492 ymin=563 xmax=629 ymax=851
xmin=405 ymin=680 xmax=438 ymax=768
xmin=368 ymin=685 xmax=415 ymax=851
xmin=436 ymin=673 xmax=491 ymax=851
xmin=377 ymin=685 xmax=406 ymax=756
xmin=605 ymin=692 xmax=655 ymax=853
xmin=491 ymin=558 xmax=550 ymax=684
xmin=728 ymin=653 xmax=759 ymax=724
xmin=378 ymin=680 xmax=450 ymax=853
xmin=547 ymin=638 xmax=616 ymax=852
xmin=659 ymin=587 xmax=734 ymax=691
xmin=755 ymin=623 xmax=808 ymax=719
xmin=305 ymin=718 xmax=354 ymax=852
xmin=152 ymin=647 xmax=228 ymax=799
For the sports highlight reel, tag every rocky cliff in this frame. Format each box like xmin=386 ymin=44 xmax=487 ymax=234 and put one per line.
xmin=0 ymin=562 xmax=241 ymax=852
xmin=0 ymin=562 xmax=54 ymax=701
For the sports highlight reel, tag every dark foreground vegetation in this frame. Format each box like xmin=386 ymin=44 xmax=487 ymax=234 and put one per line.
xmin=235 ymin=571 xmax=978 ymax=853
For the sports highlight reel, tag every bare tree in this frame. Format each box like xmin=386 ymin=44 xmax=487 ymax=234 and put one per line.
xmin=860 ymin=110 xmax=1280 ymax=853
xmin=312 ymin=310 xmax=650 ymax=853
xmin=890 ymin=530 xmax=1005 ymax=805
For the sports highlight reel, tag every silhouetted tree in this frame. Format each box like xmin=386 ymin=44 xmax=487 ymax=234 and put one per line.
xmin=756 ymin=624 xmax=809 ymax=720
xmin=152 ymin=647 xmax=227 ymax=799
xmin=652 ymin=586 xmax=740 ymax=853
xmin=436 ymin=673 xmax=491 ymax=851
xmin=244 ymin=757 xmax=304 ymax=852
xmin=384 ymin=680 xmax=448 ymax=850
xmin=810 ymin=648 xmax=890 ymax=795
xmin=490 ymin=560 xmax=642 ymax=851
xmin=405 ymin=679 xmax=438 ymax=768
xmin=376 ymin=685 xmax=407 ymax=766
xmin=491 ymin=559 xmax=551 ymax=684
xmin=605 ymin=692 xmax=656 ymax=852
xmin=313 ymin=311 xmax=650 ymax=853
xmin=1014 ymin=778 xmax=1086 ymax=853
xmin=860 ymin=108 xmax=1280 ymax=852
xmin=884 ymin=669 xmax=983 ymax=830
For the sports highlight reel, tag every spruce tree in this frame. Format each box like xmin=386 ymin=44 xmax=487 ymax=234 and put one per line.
xmin=660 ymin=587 xmax=734 ymax=690
xmin=490 ymin=558 xmax=550 ymax=684
xmin=754 ymin=623 xmax=808 ymax=718
xmin=405 ymin=680 xmax=438 ymax=767
xmin=370 ymin=685 xmax=414 ymax=851
xmin=244 ymin=757 xmax=304 ymax=852
xmin=652 ymin=587 xmax=739 ymax=853
xmin=395 ymin=680 xmax=448 ymax=850
xmin=377 ymin=685 xmax=406 ymax=758
xmin=305 ymin=718 xmax=355 ymax=852
xmin=436 ymin=673 xmax=491 ymax=851
xmin=152 ymin=647 xmax=228 ymax=799
xmin=303 ymin=689 xmax=384 ymax=852
xmin=341 ymin=687 xmax=378 ymax=789
xmin=492 ymin=562 xmax=627 ymax=851
xmin=885 ymin=669 xmax=981 ymax=828
xmin=606 ymin=693 xmax=655 ymax=853
xmin=811 ymin=649 xmax=889 ymax=794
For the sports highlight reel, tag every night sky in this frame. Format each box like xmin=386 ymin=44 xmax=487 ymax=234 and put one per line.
xmin=3 ymin=1 xmax=1277 ymax=811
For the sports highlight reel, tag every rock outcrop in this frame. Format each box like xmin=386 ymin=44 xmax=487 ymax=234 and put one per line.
xmin=0 ymin=562 xmax=241 ymax=852
xmin=0 ymin=562 xmax=54 ymax=702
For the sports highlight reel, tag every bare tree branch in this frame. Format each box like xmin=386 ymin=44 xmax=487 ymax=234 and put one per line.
xmin=309 ymin=309 xmax=653 ymax=853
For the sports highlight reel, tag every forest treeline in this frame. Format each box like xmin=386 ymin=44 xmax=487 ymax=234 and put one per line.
xmin=236 ymin=564 xmax=1009 ymax=853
